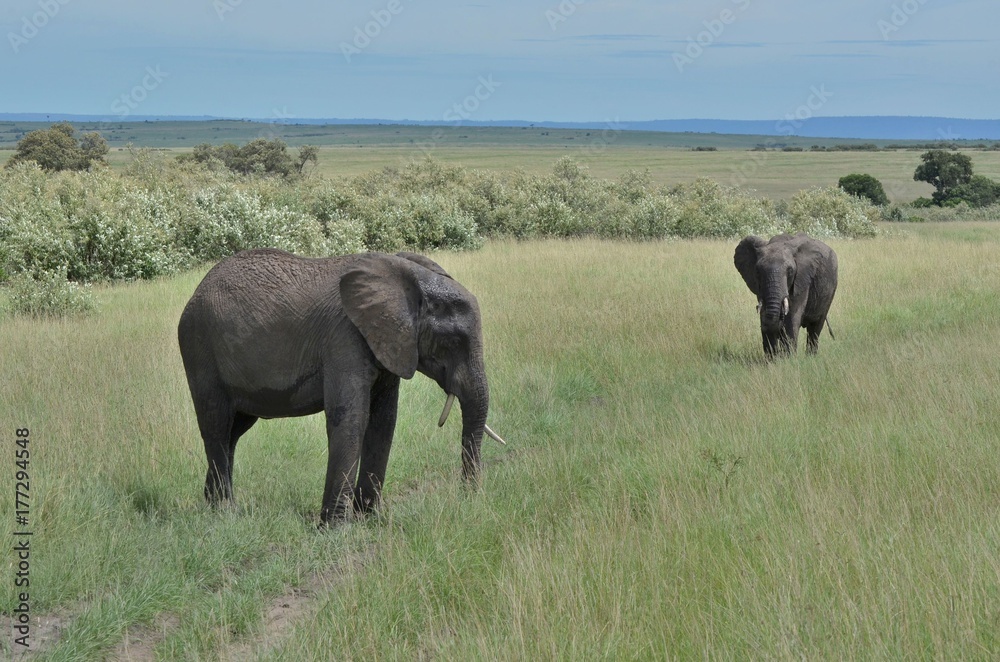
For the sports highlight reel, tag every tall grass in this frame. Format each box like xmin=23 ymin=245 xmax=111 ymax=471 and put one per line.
xmin=2 ymin=225 xmax=999 ymax=659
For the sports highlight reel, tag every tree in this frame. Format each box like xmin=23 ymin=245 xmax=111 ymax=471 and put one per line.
xmin=296 ymin=145 xmax=319 ymax=174
xmin=78 ymin=131 xmax=110 ymax=166
xmin=185 ymin=139 xmax=298 ymax=177
xmin=913 ymin=150 xmax=973 ymax=204
xmin=940 ymin=174 xmax=1000 ymax=208
xmin=838 ymin=173 xmax=889 ymax=206
xmin=6 ymin=122 xmax=108 ymax=172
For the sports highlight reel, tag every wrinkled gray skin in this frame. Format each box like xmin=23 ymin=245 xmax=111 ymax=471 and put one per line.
xmin=178 ymin=249 xmax=492 ymax=525
xmin=734 ymin=233 xmax=838 ymax=356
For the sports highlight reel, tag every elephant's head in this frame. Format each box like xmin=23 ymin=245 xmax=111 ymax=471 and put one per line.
xmin=340 ymin=252 xmax=503 ymax=480
xmin=734 ymin=234 xmax=798 ymax=352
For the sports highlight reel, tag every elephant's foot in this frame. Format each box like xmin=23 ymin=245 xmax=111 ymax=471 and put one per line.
xmin=203 ymin=478 xmax=233 ymax=505
xmin=319 ymin=492 xmax=360 ymax=527
xmin=352 ymin=486 xmax=381 ymax=516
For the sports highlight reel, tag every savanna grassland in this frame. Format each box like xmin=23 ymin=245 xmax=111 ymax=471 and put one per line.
xmin=3 ymin=224 xmax=1000 ymax=659
xmin=4 ymin=121 xmax=1000 ymax=201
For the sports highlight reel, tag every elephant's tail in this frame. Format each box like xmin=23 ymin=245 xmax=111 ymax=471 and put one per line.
xmin=825 ymin=318 xmax=836 ymax=340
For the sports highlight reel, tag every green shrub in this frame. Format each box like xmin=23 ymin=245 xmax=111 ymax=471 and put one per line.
xmin=670 ymin=179 xmax=780 ymax=239
xmin=5 ymin=122 xmax=108 ymax=172
xmin=838 ymin=173 xmax=890 ymax=206
xmin=785 ymin=187 xmax=880 ymax=238
xmin=1 ymin=154 xmax=889 ymax=304
xmin=184 ymin=185 xmax=351 ymax=259
xmin=880 ymin=205 xmax=908 ymax=222
xmin=941 ymin=175 xmax=1000 ymax=208
xmin=4 ymin=268 xmax=95 ymax=318
xmin=0 ymin=163 xmax=76 ymax=279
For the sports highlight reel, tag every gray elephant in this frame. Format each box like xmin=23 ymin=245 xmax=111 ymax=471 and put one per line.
xmin=734 ymin=233 xmax=838 ymax=356
xmin=177 ymin=248 xmax=504 ymax=525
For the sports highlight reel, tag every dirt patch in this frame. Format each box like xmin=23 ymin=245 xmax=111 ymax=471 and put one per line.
xmin=221 ymin=584 xmax=317 ymax=661
xmin=3 ymin=612 xmax=70 ymax=658
xmin=109 ymin=614 xmax=181 ymax=662
xmin=221 ymin=561 xmax=361 ymax=662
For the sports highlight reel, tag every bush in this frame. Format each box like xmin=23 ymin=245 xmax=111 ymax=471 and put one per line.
xmin=2 ymin=154 xmax=890 ymax=312
xmin=5 ymin=122 xmax=109 ymax=172
xmin=186 ymin=139 xmax=318 ymax=177
xmin=4 ymin=268 xmax=95 ymax=318
xmin=784 ymin=187 xmax=880 ymax=238
xmin=838 ymin=173 xmax=889 ymax=206
xmin=940 ymin=175 xmax=1000 ymax=208
xmin=184 ymin=185 xmax=357 ymax=259
xmin=670 ymin=179 xmax=780 ymax=239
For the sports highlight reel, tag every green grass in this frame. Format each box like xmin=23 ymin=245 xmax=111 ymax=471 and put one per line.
xmin=0 ymin=120 xmax=974 ymax=150
xmin=3 ymin=224 xmax=1000 ymax=659
xmin=3 ymin=122 xmax=1000 ymax=202
xmin=79 ymin=142 xmax=1000 ymax=202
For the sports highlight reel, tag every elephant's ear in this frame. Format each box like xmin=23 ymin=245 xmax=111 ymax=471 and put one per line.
xmin=734 ymin=236 xmax=767 ymax=296
xmin=340 ymin=256 xmax=419 ymax=379
xmin=396 ymin=252 xmax=453 ymax=280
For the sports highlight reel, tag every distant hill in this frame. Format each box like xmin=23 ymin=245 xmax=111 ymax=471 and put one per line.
xmin=1 ymin=114 xmax=998 ymax=141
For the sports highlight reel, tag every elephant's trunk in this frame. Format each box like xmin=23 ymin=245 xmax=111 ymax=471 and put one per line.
xmin=760 ymin=276 xmax=789 ymax=332
xmin=760 ymin=301 xmax=784 ymax=331
xmin=439 ymin=392 xmax=504 ymax=445
xmin=458 ymin=373 xmax=490 ymax=482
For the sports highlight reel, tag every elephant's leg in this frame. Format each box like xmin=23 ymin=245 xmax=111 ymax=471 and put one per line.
xmin=193 ymin=388 xmax=237 ymax=504
xmin=804 ymin=318 xmax=824 ymax=354
xmin=228 ymin=412 xmax=258 ymax=475
xmin=354 ymin=374 xmax=401 ymax=515
xmin=783 ymin=312 xmax=803 ymax=354
xmin=320 ymin=378 xmax=373 ymax=525
xmin=761 ymin=329 xmax=781 ymax=357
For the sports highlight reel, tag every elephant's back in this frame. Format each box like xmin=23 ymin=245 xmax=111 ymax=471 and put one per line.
xmin=203 ymin=248 xmax=337 ymax=293
xmin=178 ymin=249 xmax=347 ymax=346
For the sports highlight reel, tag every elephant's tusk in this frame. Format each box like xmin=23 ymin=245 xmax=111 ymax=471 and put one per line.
xmin=484 ymin=424 xmax=507 ymax=445
xmin=438 ymin=393 xmax=456 ymax=427
xmin=782 ymin=297 xmax=789 ymax=317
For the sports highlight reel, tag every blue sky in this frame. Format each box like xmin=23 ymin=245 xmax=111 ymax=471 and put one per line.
xmin=2 ymin=0 xmax=996 ymax=122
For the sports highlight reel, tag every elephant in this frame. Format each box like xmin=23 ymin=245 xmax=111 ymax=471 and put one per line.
xmin=734 ymin=232 xmax=838 ymax=356
xmin=177 ymin=248 xmax=505 ymax=525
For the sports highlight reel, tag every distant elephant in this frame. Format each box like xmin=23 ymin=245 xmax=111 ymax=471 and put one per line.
xmin=177 ymin=248 xmax=504 ymax=525
xmin=734 ymin=233 xmax=838 ymax=356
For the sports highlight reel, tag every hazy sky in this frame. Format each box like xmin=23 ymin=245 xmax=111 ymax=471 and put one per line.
xmin=2 ymin=0 xmax=996 ymax=122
